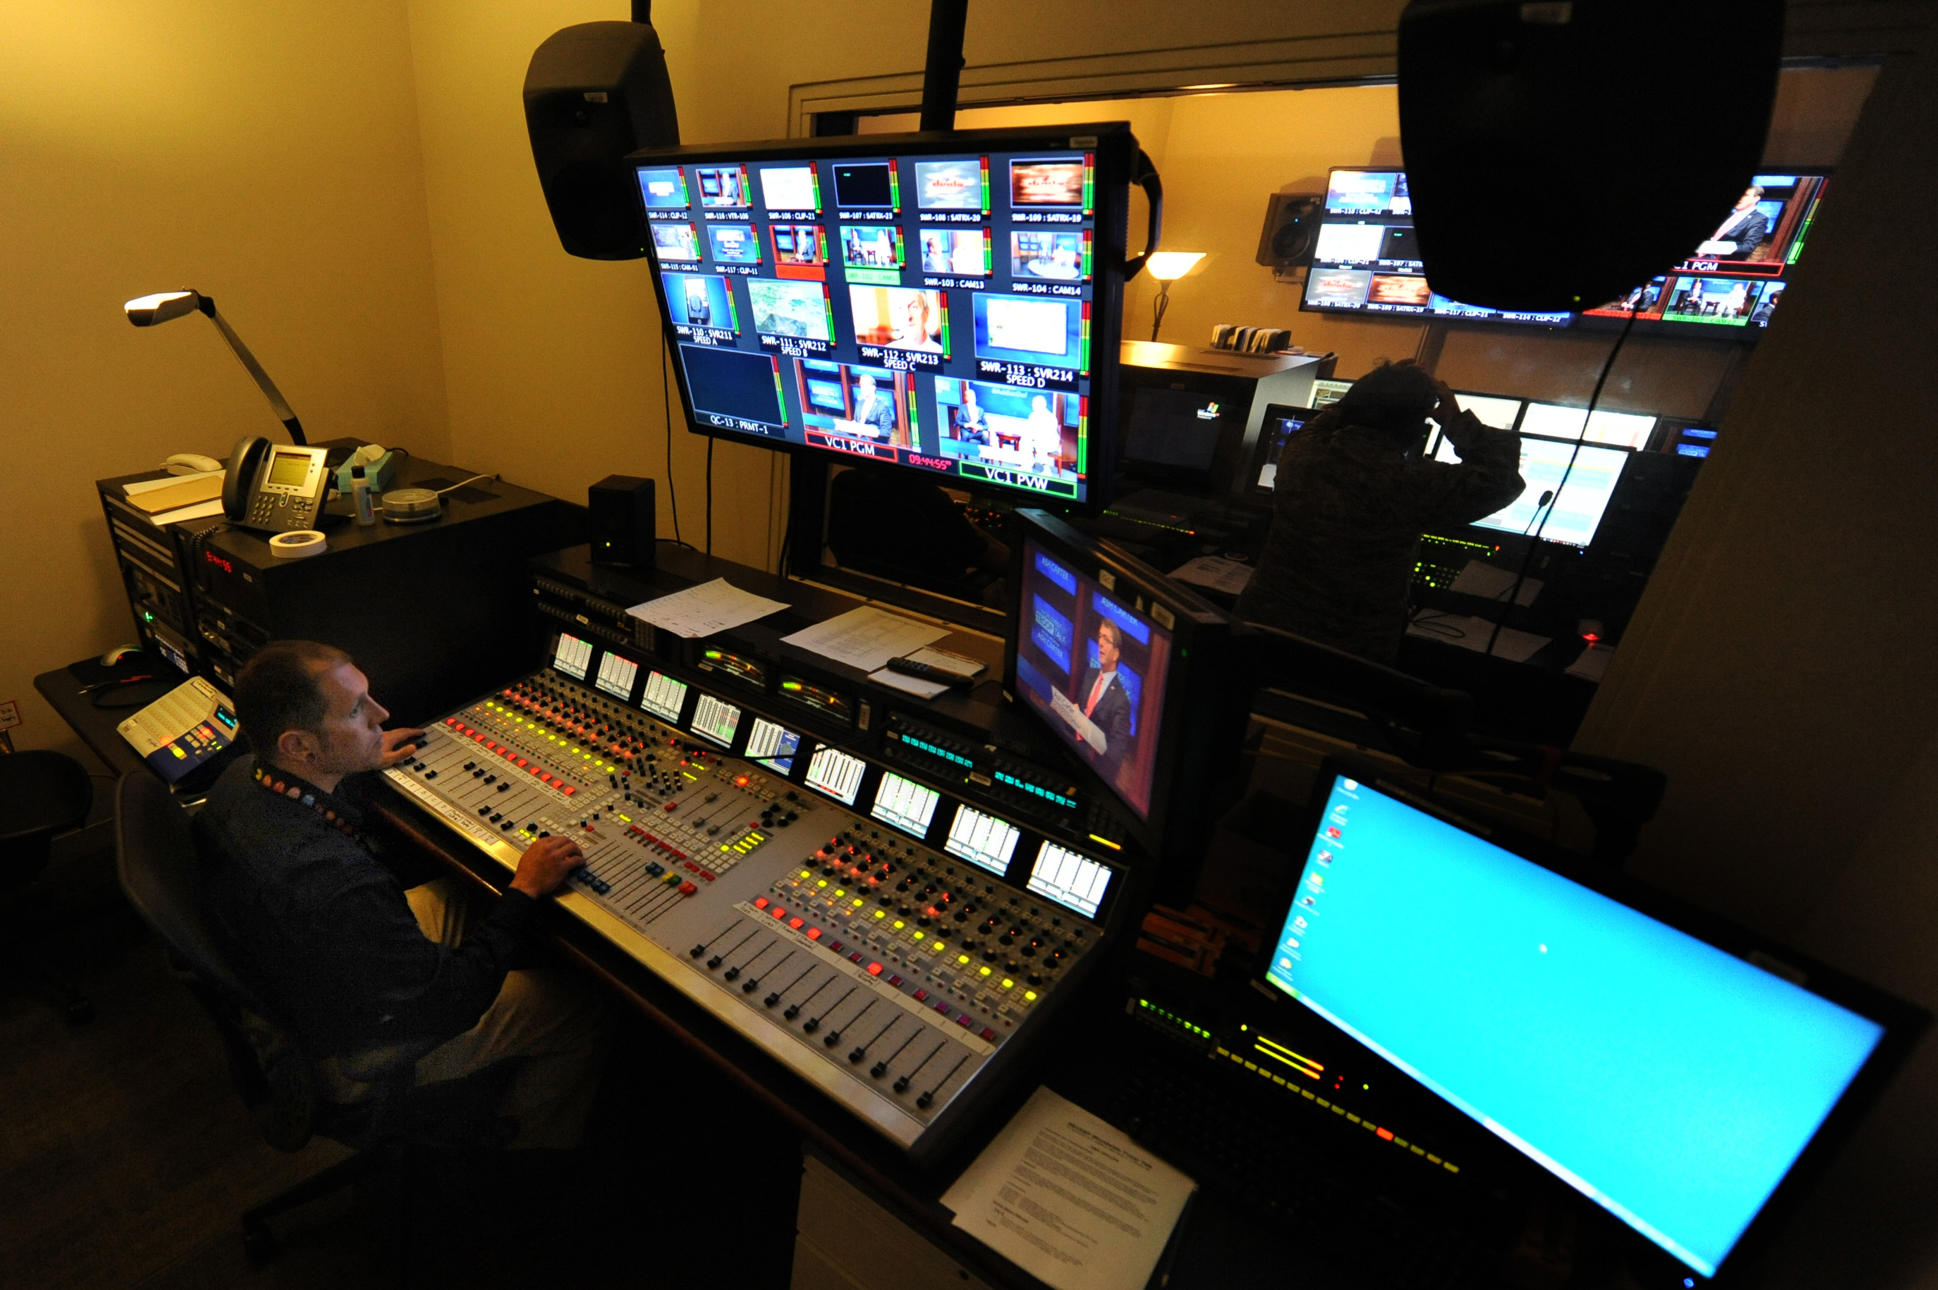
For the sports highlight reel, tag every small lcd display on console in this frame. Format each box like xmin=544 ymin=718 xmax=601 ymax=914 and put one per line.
xmin=745 ymin=717 xmax=802 ymax=775
xmin=943 ymin=805 xmax=1021 ymax=877
xmin=640 ymin=670 xmax=689 ymax=723
xmin=690 ymin=693 xmax=743 ymax=747
xmin=1027 ymin=842 xmax=1112 ymax=918
xmin=805 ymin=745 xmax=867 ymax=806
xmin=871 ymin=772 xmax=940 ymax=838
xmin=595 ymin=652 xmax=639 ymax=702
xmin=552 ymin=633 xmax=593 ymax=681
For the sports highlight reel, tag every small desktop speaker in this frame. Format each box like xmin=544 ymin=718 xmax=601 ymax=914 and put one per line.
xmin=524 ymin=21 xmax=680 ymax=261
xmin=589 ymin=474 xmax=656 ymax=568
xmin=1397 ymin=0 xmax=1782 ymax=312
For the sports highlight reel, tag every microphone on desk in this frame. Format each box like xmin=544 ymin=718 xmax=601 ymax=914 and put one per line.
xmin=1521 ymin=489 xmax=1556 ymax=537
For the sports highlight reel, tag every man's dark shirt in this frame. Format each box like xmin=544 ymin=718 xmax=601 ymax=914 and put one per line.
xmin=192 ymin=756 xmax=537 ymax=1059
xmin=1238 ymin=411 xmax=1524 ymax=662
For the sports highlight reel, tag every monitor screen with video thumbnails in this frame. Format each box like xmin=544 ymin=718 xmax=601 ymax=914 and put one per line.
xmin=633 ymin=125 xmax=1135 ymax=511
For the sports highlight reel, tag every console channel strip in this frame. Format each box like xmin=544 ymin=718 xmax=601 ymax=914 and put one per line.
xmin=384 ymin=666 xmax=1114 ymax=1160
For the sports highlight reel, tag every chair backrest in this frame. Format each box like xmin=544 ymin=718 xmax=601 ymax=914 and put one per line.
xmin=114 ymin=772 xmax=326 ymax=1150
xmin=113 ymin=772 xmax=259 ymax=1007
xmin=1 ymin=749 xmax=94 ymax=882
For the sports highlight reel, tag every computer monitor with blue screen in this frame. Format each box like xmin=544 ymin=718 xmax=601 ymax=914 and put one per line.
xmin=632 ymin=124 xmax=1135 ymax=511
xmin=1432 ymin=433 xmax=1628 ymax=548
xmin=1248 ymin=404 xmax=1312 ymax=493
xmin=1264 ymin=771 xmax=1923 ymax=1285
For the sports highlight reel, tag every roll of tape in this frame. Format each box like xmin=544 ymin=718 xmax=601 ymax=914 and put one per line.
xmin=269 ymin=530 xmax=328 ymax=559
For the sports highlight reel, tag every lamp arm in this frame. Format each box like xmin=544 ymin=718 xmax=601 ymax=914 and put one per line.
xmin=199 ymin=298 xmax=307 ymax=446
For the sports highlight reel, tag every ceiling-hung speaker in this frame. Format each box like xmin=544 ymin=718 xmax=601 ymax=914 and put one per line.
xmin=1256 ymin=192 xmax=1323 ymax=269
xmin=1398 ymin=1 xmax=1782 ymax=312
xmin=524 ymin=21 xmax=680 ymax=260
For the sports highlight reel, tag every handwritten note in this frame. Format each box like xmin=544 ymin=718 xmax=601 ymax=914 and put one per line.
xmin=626 ymin=578 xmax=788 ymax=639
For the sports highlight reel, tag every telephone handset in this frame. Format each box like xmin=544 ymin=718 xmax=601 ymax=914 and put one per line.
xmin=222 ymin=435 xmax=333 ymax=533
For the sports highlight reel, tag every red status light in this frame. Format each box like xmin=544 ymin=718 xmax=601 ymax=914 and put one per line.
xmin=203 ymin=549 xmax=234 ymax=575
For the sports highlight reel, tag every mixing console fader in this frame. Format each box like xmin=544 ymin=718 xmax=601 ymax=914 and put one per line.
xmin=386 ymin=658 xmax=1126 ymax=1160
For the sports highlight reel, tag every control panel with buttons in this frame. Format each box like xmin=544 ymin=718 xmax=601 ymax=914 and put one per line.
xmin=386 ymin=662 xmax=1124 ymax=1163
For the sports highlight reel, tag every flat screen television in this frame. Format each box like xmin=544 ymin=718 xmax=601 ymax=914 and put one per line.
xmin=1247 ymin=403 xmax=1313 ymax=494
xmin=1580 ymin=171 xmax=1829 ymax=337
xmin=1301 ymin=168 xmax=1574 ymax=328
xmin=1431 ymin=432 xmax=1629 ymax=549
xmin=1114 ymin=343 xmax=1326 ymax=497
xmin=1263 ymin=769 xmax=1925 ymax=1286
xmin=632 ymin=125 xmax=1137 ymax=510
xmin=1518 ymin=401 xmax=1658 ymax=451
xmin=1309 ymin=378 xmax=1353 ymax=409
xmin=1006 ymin=509 xmax=1248 ymax=872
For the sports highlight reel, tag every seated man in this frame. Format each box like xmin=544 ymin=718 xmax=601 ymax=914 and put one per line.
xmin=192 ymin=639 xmax=609 ymax=1150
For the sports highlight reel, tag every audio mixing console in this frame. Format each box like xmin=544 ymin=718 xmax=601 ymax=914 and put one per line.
xmin=385 ymin=662 xmax=1123 ymax=1161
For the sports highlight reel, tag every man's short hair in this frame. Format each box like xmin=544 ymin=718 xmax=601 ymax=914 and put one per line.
xmin=1333 ymin=359 xmax=1439 ymax=442
xmin=1098 ymin=619 xmax=1119 ymax=647
xmin=235 ymin=640 xmax=350 ymax=753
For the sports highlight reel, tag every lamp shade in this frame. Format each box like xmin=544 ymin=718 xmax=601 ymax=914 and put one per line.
xmin=124 ymin=291 xmax=205 ymax=326
xmin=1145 ymin=251 xmax=1205 ymax=282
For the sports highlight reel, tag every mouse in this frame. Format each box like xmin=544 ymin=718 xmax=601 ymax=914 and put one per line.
xmin=100 ymin=644 xmax=144 ymax=667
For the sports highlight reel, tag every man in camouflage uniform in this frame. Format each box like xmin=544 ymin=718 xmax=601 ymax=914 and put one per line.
xmin=1238 ymin=361 xmax=1524 ymax=663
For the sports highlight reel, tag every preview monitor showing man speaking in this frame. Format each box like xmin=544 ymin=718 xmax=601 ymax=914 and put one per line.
xmin=631 ymin=125 xmax=1136 ymax=510
xmin=1013 ymin=539 xmax=1171 ymax=821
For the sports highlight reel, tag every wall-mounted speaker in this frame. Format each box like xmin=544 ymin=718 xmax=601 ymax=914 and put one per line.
xmin=1256 ymin=191 xmax=1323 ymax=271
xmin=524 ymin=21 xmax=680 ymax=261
xmin=1397 ymin=0 xmax=1782 ymax=312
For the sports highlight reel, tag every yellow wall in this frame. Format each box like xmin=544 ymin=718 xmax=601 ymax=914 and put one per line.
xmin=0 ymin=2 xmax=448 ymax=760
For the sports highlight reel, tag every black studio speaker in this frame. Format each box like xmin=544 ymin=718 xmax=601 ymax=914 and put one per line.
xmin=1397 ymin=0 xmax=1782 ymax=312
xmin=1256 ymin=191 xmax=1323 ymax=270
xmin=524 ymin=21 xmax=680 ymax=260
xmin=589 ymin=474 xmax=657 ymax=568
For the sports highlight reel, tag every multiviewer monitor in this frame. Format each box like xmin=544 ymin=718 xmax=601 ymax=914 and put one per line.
xmin=1264 ymin=771 xmax=1924 ymax=1285
xmin=632 ymin=125 xmax=1136 ymax=510
xmin=1432 ymin=433 xmax=1628 ymax=548
xmin=1006 ymin=510 xmax=1248 ymax=869
xmin=1305 ymin=167 xmax=1826 ymax=340
xmin=1302 ymin=168 xmax=1574 ymax=328
xmin=1582 ymin=171 xmax=1829 ymax=336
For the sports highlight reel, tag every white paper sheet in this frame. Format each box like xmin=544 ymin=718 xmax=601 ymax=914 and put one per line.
xmin=866 ymin=667 xmax=952 ymax=700
xmin=780 ymin=605 xmax=948 ymax=672
xmin=1168 ymin=554 xmax=1254 ymax=595
xmin=942 ymin=1086 xmax=1194 ymax=1290
xmin=1406 ymin=612 xmax=1551 ymax=663
xmin=626 ymin=578 xmax=789 ymax=639
xmin=1565 ymin=643 xmax=1616 ymax=682
xmin=1449 ymin=559 xmax=1543 ymax=606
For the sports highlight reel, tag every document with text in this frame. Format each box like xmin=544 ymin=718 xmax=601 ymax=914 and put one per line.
xmin=942 ymin=1087 xmax=1195 ymax=1290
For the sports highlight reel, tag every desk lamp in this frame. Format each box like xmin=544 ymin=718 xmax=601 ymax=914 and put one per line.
xmin=123 ymin=290 xmax=307 ymax=446
xmin=1145 ymin=251 xmax=1205 ymax=342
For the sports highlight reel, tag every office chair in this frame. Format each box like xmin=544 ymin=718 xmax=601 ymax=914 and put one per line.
xmin=112 ymin=772 xmax=514 ymax=1263
xmin=0 ymin=748 xmax=96 ymax=1024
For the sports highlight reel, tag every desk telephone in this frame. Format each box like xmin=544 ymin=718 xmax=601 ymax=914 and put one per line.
xmin=223 ymin=435 xmax=332 ymax=533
